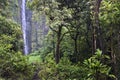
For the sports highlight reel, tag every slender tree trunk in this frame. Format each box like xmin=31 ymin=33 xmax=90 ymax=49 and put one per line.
xmin=73 ymin=32 xmax=79 ymax=62
xmin=74 ymin=38 xmax=78 ymax=62
xmin=55 ymin=39 xmax=60 ymax=64
xmin=110 ymin=38 xmax=117 ymax=80
xmin=92 ymin=0 xmax=102 ymax=53
xmin=55 ymin=26 xmax=62 ymax=64
xmin=86 ymin=19 xmax=91 ymax=49
xmin=96 ymin=0 xmax=103 ymax=50
xmin=52 ymin=32 xmax=56 ymax=58
xmin=92 ymin=25 xmax=97 ymax=53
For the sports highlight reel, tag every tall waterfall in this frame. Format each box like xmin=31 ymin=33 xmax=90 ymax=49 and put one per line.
xmin=21 ymin=0 xmax=28 ymax=55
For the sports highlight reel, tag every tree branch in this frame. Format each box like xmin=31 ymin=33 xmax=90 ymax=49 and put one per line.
xmin=49 ymin=26 xmax=57 ymax=33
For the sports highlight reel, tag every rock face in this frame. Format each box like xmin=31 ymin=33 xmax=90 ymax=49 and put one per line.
xmin=25 ymin=0 xmax=32 ymax=54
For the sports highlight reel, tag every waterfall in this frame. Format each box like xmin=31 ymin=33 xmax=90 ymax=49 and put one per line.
xmin=21 ymin=0 xmax=28 ymax=55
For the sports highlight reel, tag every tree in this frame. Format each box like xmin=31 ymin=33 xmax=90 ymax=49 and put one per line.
xmin=64 ymin=0 xmax=91 ymax=62
xmin=83 ymin=49 xmax=115 ymax=80
xmin=0 ymin=0 xmax=10 ymax=17
xmin=29 ymin=0 xmax=72 ymax=63
xmin=100 ymin=0 xmax=120 ymax=79
xmin=0 ymin=16 xmax=22 ymax=51
xmin=91 ymin=0 xmax=103 ymax=53
xmin=0 ymin=16 xmax=34 ymax=80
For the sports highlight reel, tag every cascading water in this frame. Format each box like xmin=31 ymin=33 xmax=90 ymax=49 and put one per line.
xmin=21 ymin=0 xmax=28 ymax=55
xmin=21 ymin=0 xmax=47 ymax=53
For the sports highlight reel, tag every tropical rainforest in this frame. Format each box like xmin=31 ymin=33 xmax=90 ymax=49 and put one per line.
xmin=0 ymin=0 xmax=120 ymax=80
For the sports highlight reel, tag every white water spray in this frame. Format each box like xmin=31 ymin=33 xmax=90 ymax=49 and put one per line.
xmin=21 ymin=0 xmax=29 ymax=55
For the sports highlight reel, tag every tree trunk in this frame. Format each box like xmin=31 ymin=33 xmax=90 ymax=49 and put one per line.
xmin=92 ymin=0 xmax=102 ymax=53
xmin=73 ymin=32 xmax=79 ymax=62
xmin=74 ymin=38 xmax=78 ymax=62
xmin=52 ymin=32 xmax=56 ymax=58
xmin=55 ymin=26 xmax=62 ymax=64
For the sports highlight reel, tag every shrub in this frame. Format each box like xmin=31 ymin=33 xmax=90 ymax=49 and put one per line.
xmin=0 ymin=16 xmax=34 ymax=80
xmin=37 ymin=50 xmax=115 ymax=80
xmin=83 ymin=49 xmax=115 ymax=80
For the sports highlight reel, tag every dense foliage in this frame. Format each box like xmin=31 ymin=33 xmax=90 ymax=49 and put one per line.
xmin=30 ymin=49 xmax=114 ymax=80
xmin=0 ymin=0 xmax=120 ymax=80
xmin=0 ymin=16 xmax=34 ymax=80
